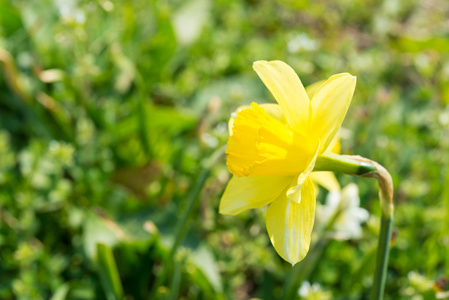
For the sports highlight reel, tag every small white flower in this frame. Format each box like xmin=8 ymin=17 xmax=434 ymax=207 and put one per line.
xmin=299 ymin=281 xmax=319 ymax=297
xmin=287 ymin=33 xmax=319 ymax=53
xmin=318 ymin=183 xmax=369 ymax=240
xmin=298 ymin=281 xmax=332 ymax=299
xmin=201 ymin=133 xmax=218 ymax=148
xmin=54 ymin=0 xmax=86 ymax=24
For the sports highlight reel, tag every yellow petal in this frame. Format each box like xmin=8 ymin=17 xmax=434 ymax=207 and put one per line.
xmin=226 ymin=103 xmax=315 ymax=177
xmin=228 ymin=104 xmax=286 ymax=136
xmin=287 ymin=139 xmax=320 ymax=204
xmin=310 ymin=171 xmax=341 ymax=192
xmin=228 ymin=105 xmax=250 ymax=136
xmin=312 ymin=182 xmax=319 ymax=196
xmin=253 ymin=61 xmax=310 ymax=134
xmin=219 ymin=175 xmax=293 ymax=215
xmin=305 ymin=80 xmax=326 ymax=99
xmin=260 ymin=103 xmax=286 ymax=124
xmin=266 ymin=177 xmax=316 ymax=265
xmin=311 ymin=73 xmax=356 ymax=153
xmin=328 ymin=134 xmax=341 ymax=154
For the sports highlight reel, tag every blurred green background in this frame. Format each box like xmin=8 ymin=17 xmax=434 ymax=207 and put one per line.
xmin=1 ymin=0 xmax=448 ymax=299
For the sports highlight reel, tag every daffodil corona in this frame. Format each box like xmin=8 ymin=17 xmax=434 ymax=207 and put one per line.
xmin=220 ymin=60 xmax=356 ymax=265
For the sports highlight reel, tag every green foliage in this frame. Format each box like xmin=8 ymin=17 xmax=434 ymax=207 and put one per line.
xmin=0 ymin=0 xmax=448 ymax=299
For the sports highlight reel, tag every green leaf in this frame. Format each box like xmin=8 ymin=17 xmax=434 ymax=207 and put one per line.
xmin=191 ymin=244 xmax=222 ymax=292
xmin=83 ymin=213 xmax=121 ymax=261
xmin=0 ymin=0 xmax=23 ymax=36
xmin=391 ymin=36 xmax=449 ymax=53
xmin=97 ymin=243 xmax=124 ymax=300
xmin=49 ymin=283 xmax=70 ymax=300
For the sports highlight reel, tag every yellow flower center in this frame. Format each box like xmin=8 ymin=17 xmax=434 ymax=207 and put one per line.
xmin=226 ymin=103 xmax=315 ymax=177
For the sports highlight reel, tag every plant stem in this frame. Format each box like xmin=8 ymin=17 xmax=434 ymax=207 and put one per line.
xmin=170 ymin=168 xmax=210 ymax=257
xmin=97 ymin=243 xmax=124 ymax=300
xmin=346 ymin=156 xmax=394 ymax=300
xmin=149 ymin=146 xmax=225 ymax=298
xmin=168 ymin=254 xmax=186 ymax=300
xmin=371 ymin=213 xmax=393 ymax=300
xmin=314 ymin=154 xmax=394 ymax=299
xmin=149 ymin=168 xmax=210 ymax=299
xmin=314 ymin=152 xmax=376 ymax=175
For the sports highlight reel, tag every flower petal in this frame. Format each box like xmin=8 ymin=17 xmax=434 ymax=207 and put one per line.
xmin=347 ymin=207 xmax=369 ymax=222
xmin=327 ymin=134 xmax=341 ymax=154
xmin=340 ymin=183 xmax=360 ymax=208
xmin=229 ymin=79 xmax=324 ymax=135
xmin=311 ymin=73 xmax=356 ymax=153
xmin=310 ymin=171 xmax=341 ymax=192
xmin=226 ymin=103 xmax=315 ymax=177
xmin=228 ymin=104 xmax=286 ymax=136
xmin=219 ymin=175 xmax=293 ymax=215
xmin=253 ymin=61 xmax=310 ymax=134
xmin=260 ymin=103 xmax=286 ymax=124
xmin=305 ymin=80 xmax=325 ymax=99
xmin=325 ymin=191 xmax=341 ymax=209
xmin=228 ymin=105 xmax=250 ymax=136
xmin=287 ymin=139 xmax=320 ymax=203
xmin=266 ymin=177 xmax=316 ymax=265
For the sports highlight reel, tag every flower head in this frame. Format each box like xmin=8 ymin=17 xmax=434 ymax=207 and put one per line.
xmin=220 ymin=60 xmax=356 ymax=265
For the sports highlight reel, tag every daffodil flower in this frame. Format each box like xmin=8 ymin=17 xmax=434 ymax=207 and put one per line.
xmin=227 ymin=80 xmax=342 ymax=195
xmin=219 ymin=60 xmax=356 ymax=265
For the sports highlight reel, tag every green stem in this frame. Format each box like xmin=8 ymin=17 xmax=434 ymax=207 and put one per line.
xmin=314 ymin=152 xmax=376 ymax=175
xmin=371 ymin=213 xmax=393 ymax=300
xmin=135 ymin=70 xmax=152 ymax=158
xmin=96 ymin=243 xmax=124 ymax=300
xmin=314 ymin=154 xmax=394 ymax=299
xmin=170 ymin=168 xmax=210 ymax=257
xmin=149 ymin=169 xmax=210 ymax=298
xmin=168 ymin=255 xmax=187 ymax=300
xmin=149 ymin=146 xmax=225 ymax=298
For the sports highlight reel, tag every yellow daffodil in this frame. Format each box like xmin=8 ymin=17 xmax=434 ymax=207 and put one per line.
xmin=227 ymin=80 xmax=342 ymax=194
xmin=220 ymin=60 xmax=356 ymax=265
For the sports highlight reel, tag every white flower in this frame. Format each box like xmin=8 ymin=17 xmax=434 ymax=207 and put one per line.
xmin=287 ymin=33 xmax=319 ymax=53
xmin=317 ymin=183 xmax=369 ymax=240
xmin=298 ymin=281 xmax=331 ymax=299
